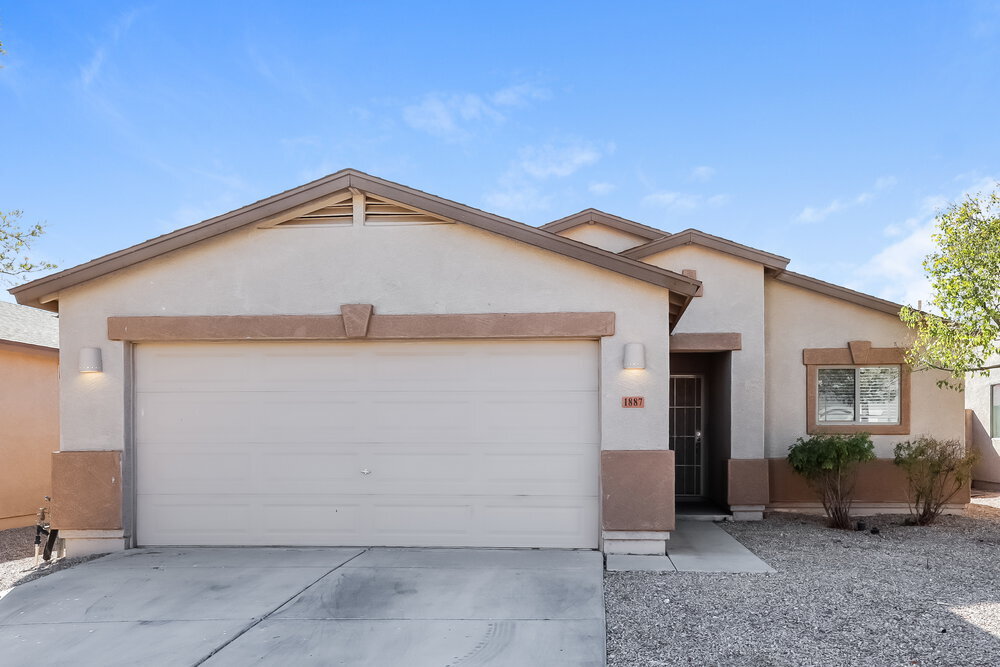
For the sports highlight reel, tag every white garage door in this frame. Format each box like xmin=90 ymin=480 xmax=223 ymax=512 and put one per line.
xmin=135 ymin=340 xmax=600 ymax=548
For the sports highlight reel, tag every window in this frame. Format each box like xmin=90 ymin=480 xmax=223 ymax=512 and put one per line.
xmin=817 ymin=365 xmax=900 ymax=425
xmin=804 ymin=342 xmax=910 ymax=435
xmin=992 ymin=385 xmax=1000 ymax=438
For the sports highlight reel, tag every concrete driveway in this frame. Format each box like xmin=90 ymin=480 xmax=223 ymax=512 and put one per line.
xmin=0 ymin=546 xmax=605 ymax=666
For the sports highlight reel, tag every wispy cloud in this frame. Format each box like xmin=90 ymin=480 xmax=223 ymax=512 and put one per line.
xmin=690 ymin=166 xmax=715 ymax=182
xmin=851 ymin=175 xmax=997 ymax=306
xmin=796 ymin=175 xmax=897 ymax=223
xmin=518 ymin=143 xmax=603 ymax=179
xmin=642 ymin=191 xmax=730 ymax=211
xmin=403 ymin=83 xmax=550 ymax=141
xmin=588 ymin=182 xmax=616 ymax=196
xmin=78 ymin=9 xmax=141 ymax=89
xmin=484 ymin=185 xmax=551 ymax=215
xmin=484 ymin=139 xmax=609 ymax=216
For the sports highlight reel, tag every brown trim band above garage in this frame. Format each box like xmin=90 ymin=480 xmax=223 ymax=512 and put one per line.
xmin=107 ymin=310 xmax=617 ymax=342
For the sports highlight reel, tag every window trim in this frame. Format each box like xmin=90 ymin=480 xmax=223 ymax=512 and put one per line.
xmin=991 ymin=384 xmax=1000 ymax=439
xmin=815 ymin=365 xmax=902 ymax=427
xmin=803 ymin=341 xmax=911 ymax=435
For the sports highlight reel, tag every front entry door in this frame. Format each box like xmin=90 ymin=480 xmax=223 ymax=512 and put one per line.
xmin=669 ymin=375 xmax=705 ymax=497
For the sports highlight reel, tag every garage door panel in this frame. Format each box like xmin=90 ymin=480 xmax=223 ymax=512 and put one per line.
xmin=476 ymin=396 xmax=599 ymax=443
xmin=139 ymin=442 xmax=594 ymax=496
xmin=138 ymin=493 xmax=597 ymax=548
xmin=136 ymin=340 xmax=600 ymax=548
xmin=137 ymin=393 xmax=363 ymax=444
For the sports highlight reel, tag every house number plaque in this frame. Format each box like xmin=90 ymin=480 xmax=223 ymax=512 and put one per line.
xmin=622 ymin=396 xmax=645 ymax=408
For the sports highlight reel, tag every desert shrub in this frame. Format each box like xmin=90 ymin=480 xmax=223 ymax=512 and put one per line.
xmin=787 ymin=433 xmax=876 ymax=529
xmin=893 ymin=436 xmax=978 ymax=525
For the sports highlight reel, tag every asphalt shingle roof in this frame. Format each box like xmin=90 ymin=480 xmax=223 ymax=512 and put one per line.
xmin=0 ymin=300 xmax=59 ymax=349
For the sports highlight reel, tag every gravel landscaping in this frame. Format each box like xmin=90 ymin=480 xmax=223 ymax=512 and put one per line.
xmin=0 ymin=526 xmax=97 ymax=593
xmin=606 ymin=503 xmax=1000 ymax=667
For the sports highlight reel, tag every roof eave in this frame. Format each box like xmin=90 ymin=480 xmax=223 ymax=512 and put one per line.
xmin=621 ymin=229 xmax=791 ymax=272
xmin=540 ymin=208 xmax=669 ymax=241
xmin=10 ymin=170 xmax=701 ymax=317
xmin=773 ymin=270 xmax=904 ymax=316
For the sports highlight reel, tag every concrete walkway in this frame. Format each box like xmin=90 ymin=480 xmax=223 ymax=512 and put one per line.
xmin=607 ymin=520 xmax=775 ymax=573
xmin=0 ymin=547 xmax=606 ymax=666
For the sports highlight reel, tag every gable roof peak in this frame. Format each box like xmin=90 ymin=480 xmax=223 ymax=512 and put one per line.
xmin=540 ymin=209 xmax=668 ymax=241
xmin=622 ymin=227 xmax=790 ymax=273
xmin=10 ymin=169 xmax=701 ymax=329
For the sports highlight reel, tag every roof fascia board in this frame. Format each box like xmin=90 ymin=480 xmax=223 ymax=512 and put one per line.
xmin=622 ymin=229 xmax=790 ymax=271
xmin=540 ymin=209 xmax=668 ymax=241
xmin=773 ymin=271 xmax=903 ymax=316
xmin=343 ymin=174 xmax=699 ymax=296
xmin=11 ymin=173 xmax=354 ymax=308
xmin=11 ymin=170 xmax=700 ymax=309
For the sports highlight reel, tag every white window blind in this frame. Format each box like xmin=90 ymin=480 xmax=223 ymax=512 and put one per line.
xmin=817 ymin=366 xmax=900 ymax=425
xmin=817 ymin=368 xmax=855 ymax=422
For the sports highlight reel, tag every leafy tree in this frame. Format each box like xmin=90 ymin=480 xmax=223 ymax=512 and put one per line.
xmin=901 ymin=186 xmax=1000 ymax=384
xmin=787 ymin=433 xmax=876 ymax=529
xmin=0 ymin=210 xmax=56 ymax=282
xmin=893 ymin=436 xmax=977 ymax=526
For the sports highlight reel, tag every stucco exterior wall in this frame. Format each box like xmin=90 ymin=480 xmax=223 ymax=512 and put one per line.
xmin=57 ymin=221 xmax=674 ymax=462
xmin=641 ymin=245 xmax=766 ymax=459
xmin=0 ymin=342 xmax=58 ymax=529
xmin=965 ymin=362 xmax=1000 ymax=486
xmin=764 ymin=279 xmax=963 ymax=458
xmin=556 ymin=224 xmax=651 ymax=253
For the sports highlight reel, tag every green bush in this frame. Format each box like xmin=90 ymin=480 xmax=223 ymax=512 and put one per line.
xmin=893 ymin=436 xmax=978 ymax=526
xmin=787 ymin=433 xmax=876 ymax=529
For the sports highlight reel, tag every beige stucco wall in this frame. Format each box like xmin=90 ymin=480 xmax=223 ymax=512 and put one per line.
xmin=56 ymin=220 xmax=675 ymax=463
xmin=965 ymin=362 xmax=1000 ymax=485
xmin=641 ymin=244 xmax=766 ymax=459
xmin=0 ymin=342 xmax=59 ymax=529
xmin=764 ymin=279 xmax=963 ymax=458
xmin=556 ymin=224 xmax=651 ymax=253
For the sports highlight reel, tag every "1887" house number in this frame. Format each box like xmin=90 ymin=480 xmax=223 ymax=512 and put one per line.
xmin=621 ymin=396 xmax=645 ymax=408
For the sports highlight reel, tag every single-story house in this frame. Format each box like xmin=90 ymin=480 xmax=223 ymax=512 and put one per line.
xmin=966 ymin=364 xmax=1000 ymax=490
xmin=10 ymin=170 xmax=966 ymax=557
xmin=0 ymin=300 xmax=59 ymax=530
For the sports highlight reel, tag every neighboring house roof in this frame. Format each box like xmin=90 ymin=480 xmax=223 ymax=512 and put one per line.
xmin=9 ymin=170 xmax=702 ymax=329
xmin=0 ymin=300 xmax=59 ymax=349
xmin=540 ymin=208 xmax=669 ymax=242
xmin=621 ymin=228 xmax=791 ymax=274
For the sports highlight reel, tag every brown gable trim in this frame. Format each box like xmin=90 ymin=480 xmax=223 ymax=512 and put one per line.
xmin=11 ymin=171 xmax=700 ymax=325
xmin=107 ymin=311 xmax=617 ymax=342
xmin=774 ymin=270 xmax=903 ymax=317
xmin=540 ymin=208 xmax=669 ymax=242
xmin=11 ymin=172 xmax=353 ymax=311
xmin=346 ymin=174 xmax=699 ymax=302
xmin=670 ymin=332 xmax=742 ymax=352
xmin=622 ymin=228 xmax=790 ymax=272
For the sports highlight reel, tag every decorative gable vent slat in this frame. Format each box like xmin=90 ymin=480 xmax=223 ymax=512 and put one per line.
xmin=274 ymin=190 xmax=452 ymax=227
xmin=362 ymin=194 xmax=451 ymax=225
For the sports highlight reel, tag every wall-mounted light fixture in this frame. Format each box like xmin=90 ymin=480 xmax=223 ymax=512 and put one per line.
xmin=79 ymin=347 xmax=103 ymax=373
xmin=623 ymin=343 xmax=645 ymax=370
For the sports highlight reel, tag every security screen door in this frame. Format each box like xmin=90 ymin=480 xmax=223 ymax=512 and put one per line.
xmin=669 ymin=375 xmax=705 ymax=497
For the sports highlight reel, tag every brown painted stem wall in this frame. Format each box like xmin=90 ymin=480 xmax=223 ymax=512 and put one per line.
xmin=768 ymin=458 xmax=971 ymax=505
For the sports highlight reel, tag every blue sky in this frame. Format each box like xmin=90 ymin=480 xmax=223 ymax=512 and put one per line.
xmin=2 ymin=1 xmax=999 ymax=304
